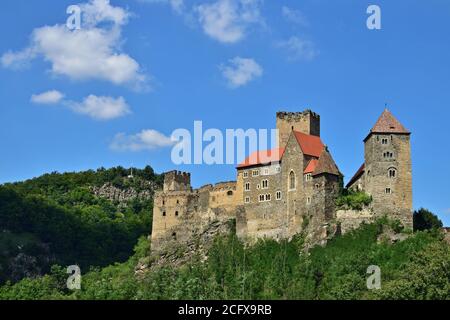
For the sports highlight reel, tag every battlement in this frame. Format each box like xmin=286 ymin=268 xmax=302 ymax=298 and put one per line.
xmin=276 ymin=109 xmax=320 ymax=120
xmin=276 ymin=109 xmax=320 ymax=147
xmin=163 ymin=170 xmax=191 ymax=192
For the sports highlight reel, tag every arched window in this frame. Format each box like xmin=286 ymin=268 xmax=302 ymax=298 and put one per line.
xmin=175 ymin=211 xmax=179 ymax=216
xmin=227 ymin=190 xmax=233 ymax=196
xmin=388 ymin=168 xmax=397 ymax=178
xmin=289 ymin=171 xmax=296 ymax=190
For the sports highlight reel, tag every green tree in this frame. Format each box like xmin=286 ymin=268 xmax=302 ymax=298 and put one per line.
xmin=413 ymin=208 xmax=443 ymax=231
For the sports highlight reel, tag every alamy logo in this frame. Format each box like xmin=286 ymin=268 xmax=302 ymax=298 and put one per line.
xmin=367 ymin=5 xmax=382 ymax=30
xmin=67 ymin=265 xmax=81 ymax=290
xmin=171 ymin=122 xmax=279 ymax=166
xmin=366 ymin=265 xmax=381 ymax=290
xmin=66 ymin=5 xmax=81 ymax=30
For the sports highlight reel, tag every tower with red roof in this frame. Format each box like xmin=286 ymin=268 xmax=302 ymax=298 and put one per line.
xmin=347 ymin=109 xmax=413 ymax=229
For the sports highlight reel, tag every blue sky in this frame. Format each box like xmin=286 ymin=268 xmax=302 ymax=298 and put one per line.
xmin=0 ymin=0 xmax=449 ymax=226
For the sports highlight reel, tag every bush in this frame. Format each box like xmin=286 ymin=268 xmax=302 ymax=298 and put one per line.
xmin=413 ymin=208 xmax=443 ymax=231
xmin=336 ymin=190 xmax=372 ymax=210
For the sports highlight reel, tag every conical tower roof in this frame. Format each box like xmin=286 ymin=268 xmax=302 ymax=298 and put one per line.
xmin=369 ymin=109 xmax=410 ymax=134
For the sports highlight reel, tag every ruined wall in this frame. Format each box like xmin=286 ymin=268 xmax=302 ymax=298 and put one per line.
xmin=336 ymin=209 xmax=375 ymax=234
xmin=151 ymin=175 xmax=239 ymax=252
xmin=276 ymin=110 xmax=320 ymax=148
xmin=209 ymin=182 xmax=238 ymax=214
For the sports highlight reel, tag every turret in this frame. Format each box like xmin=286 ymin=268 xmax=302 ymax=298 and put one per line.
xmin=163 ymin=170 xmax=191 ymax=192
xmin=276 ymin=110 xmax=320 ymax=148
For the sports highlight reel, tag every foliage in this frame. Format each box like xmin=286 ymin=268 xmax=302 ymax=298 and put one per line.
xmin=413 ymin=208 xmax=443 ymax=231
xmin=0 ymin=166 xmax=162 ymax=285
xmin=336 ymin=189 xmax=372 ymax=210
xmin=1 ymin=217 xmax=448 ymax=300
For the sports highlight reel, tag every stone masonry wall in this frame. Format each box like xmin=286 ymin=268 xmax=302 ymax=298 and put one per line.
xmin=364 ymin=133 xmax=413 ymax=229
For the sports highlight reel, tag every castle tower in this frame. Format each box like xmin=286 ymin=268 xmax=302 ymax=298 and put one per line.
xmin=163 ymin=170 xmax=191 ymax=192
xmin=276 ymin=110 xmax=320 ymax=148
xmin=363 ymin=109 xmax=412 ymax=228
xmin=311 ymin=147 xmax=342 ymax=220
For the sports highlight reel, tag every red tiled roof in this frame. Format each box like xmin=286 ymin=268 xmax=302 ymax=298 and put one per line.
xmin=304 ymin=159 xmax=319 ymax=174
xmin=237 ymin=148 xmax=285 ymax=169
xmin=346 ymin=163 xmax=365 ymax=188
xmin=312 ymin=148 xmax=341 ymax=176
xmin=293 ymin=131 xmax=324 ymax=157
xmin=368 ymin=109 xmax=410 ymax=136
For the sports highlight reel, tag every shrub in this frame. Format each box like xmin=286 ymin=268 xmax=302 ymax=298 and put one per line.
xmin=336 ymin=190 xmax=372 ymax=210
xmin=413 ymin=208 xmax=443 ymax=231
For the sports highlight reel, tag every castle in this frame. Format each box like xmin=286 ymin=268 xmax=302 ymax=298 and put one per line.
xmin=151 ymin=109 xmax=413 ymax=252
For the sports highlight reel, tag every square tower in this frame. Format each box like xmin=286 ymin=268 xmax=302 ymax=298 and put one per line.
xmin=163 ymin=170 xmax=191 ymax=192
xmin=363 ymin=109 xmax=412 ymax=228
xmin=276 ymin=110 xmax=320 ymax=148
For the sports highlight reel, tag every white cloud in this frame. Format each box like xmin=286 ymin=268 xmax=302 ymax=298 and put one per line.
xmin=110 ymin=129 xmax=175 ymax=151
xmin=220 ymin=57 xmax=263 ymax=88
xmin=281 ymin=6 xmax=308 ymax=26
xmin=277 ymin=36 xmax=318 ymax=61
xmin=1 ymin=0 xmax=146 ymax=89
xmin=81 ymin=0 xmax=130 ymax=26
xmin=195 ymin=0 xmax=263 ymax=43
xmin=31 ymin=90 xmax=65 ymax=105
xmin=67 ymin=95 xmax=131 ymax=120
xmin=138 ymin=0 xmax=185 ymax=14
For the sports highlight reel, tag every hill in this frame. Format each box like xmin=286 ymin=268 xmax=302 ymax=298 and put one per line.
xmin=0 ymin=166 xmax=162 ymax=285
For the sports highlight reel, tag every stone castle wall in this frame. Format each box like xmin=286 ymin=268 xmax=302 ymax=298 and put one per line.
xmin=151 ymin=175 xmax=239 ymax=252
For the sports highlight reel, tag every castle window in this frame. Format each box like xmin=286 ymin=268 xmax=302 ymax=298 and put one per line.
xmin=264 ymin=168 xmax=269 ymax=175
xmin=276 ymin=191 xmax=282 ymax=200
xmin=245 ymin=182 xmax=250 ymax=191
xmin=305 ymin=173 xmax=312 ymax=182
xmin=315 ymin=183 xmax=320 ymax=189
xmin=262 ymin=179 xmax=269 ymax=189
xmin=162 ymin=211 xmax=166 ymax=217
xmin=257 ymin=184 xmax=260 ymax=189
xmin=176 ymin=200 xmax=179 ymax=204
xmin=383 ymin=151 xmax=394 ymax=159
xmin=227 ymin=190 xmax=233 ymax=196
xmin=388 ymin=168 xmax=397 ymax=178
xmin=306 ymin=197 xmax=311 ymax=205
xmin=265 ymin=194 xmax=271 ymax=201
xmin=162 ymin=200 xmax=165 ymax=205
xmin=259 ymin=194 xmax=265 ymax=202
xmin=275 ymin=166 xmax=281 ymax=173
xmin=289 ymin=171 xmax=296 ymax=190
xmin=175 ymin=211 xmax=179 ymax=217
xmin=252 ymin=170 xmax=260 ymax=177
xmin=245 ymin=196 xmax=250 ymax=204
xmin=243 ymin=171 xmax=248 ymax=178
xmin=385 ymin=188 xmax=392 ymax=194
xmin=382 ymin=138 xmax=388 ymax=145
